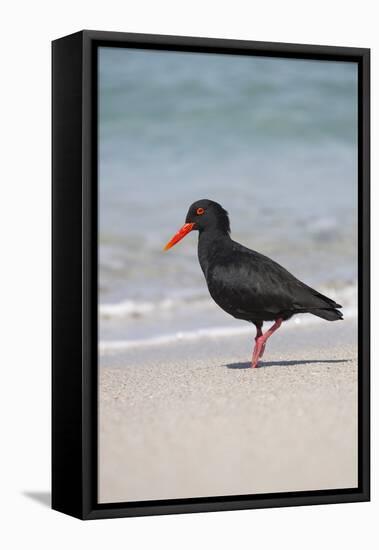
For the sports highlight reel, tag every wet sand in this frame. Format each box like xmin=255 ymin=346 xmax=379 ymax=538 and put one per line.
xmin=98 ymin=319 xmax=358 ymax=503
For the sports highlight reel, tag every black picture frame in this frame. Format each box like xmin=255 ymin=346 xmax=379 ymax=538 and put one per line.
xmin=52 ymin=30 xmax=370 ymax=520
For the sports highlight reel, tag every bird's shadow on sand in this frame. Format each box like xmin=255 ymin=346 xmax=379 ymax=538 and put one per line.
xmin=225 ymin=359 xmax=350 ymax=370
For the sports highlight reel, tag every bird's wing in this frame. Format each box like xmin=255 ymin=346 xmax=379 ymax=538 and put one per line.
xmin=207 ymin=242 xmax=341 ymax=317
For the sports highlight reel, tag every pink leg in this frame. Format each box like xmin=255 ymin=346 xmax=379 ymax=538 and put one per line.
xmin=251 ymin=318 xmax=283 ymax=368
xmin=251 ymin=326 xmax=263 ymax=367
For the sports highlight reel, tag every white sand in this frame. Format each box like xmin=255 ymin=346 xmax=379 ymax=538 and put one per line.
xmin=99 ymin=319 xmax=358 ymax=503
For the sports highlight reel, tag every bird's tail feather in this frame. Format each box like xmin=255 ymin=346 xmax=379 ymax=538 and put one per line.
xmin=310 ymin=308 xmax=343 ymax=321
xmin=306 ymin=286 xmax=342 ymax=309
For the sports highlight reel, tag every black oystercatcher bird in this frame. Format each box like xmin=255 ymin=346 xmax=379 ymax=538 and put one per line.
xmin=163 ymin=199 xmax=343 ymax=368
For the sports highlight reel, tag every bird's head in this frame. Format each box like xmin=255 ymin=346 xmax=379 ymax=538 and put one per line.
xmin=163 ymin=199 xmax=230 ymax=251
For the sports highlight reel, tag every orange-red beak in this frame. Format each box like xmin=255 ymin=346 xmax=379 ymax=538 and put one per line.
xmin=163 ymin=223 xmax=195 ymax=251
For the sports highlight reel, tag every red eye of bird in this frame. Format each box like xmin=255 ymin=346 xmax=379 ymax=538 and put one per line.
xmin=196 ymin=207 xmax=205 ymax=215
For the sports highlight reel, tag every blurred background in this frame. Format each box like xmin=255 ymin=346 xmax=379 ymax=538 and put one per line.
xmin=98 ymin=47 xmax=358 ymax=347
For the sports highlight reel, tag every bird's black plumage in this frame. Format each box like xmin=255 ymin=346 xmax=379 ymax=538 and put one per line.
xmin=185 ymin=199 xmax=343 ymax=325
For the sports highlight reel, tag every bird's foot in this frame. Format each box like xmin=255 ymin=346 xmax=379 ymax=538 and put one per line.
xmin=252 ymin=335 xmax=266 ymax=365
xmin=251 ymin=348 xmax=260 ymax=367
xmin=251 ymin=338 xmax=264 ymax=367
xmin=251 ymin=318 xmax=283 ymax=369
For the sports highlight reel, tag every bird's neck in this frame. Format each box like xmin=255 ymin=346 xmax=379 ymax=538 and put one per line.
xmin=197 ymin=229 xmax=231 ymax=277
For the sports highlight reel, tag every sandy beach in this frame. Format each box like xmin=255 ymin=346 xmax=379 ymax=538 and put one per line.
xmin=98 ymin=318 xmax=358 ymax=503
